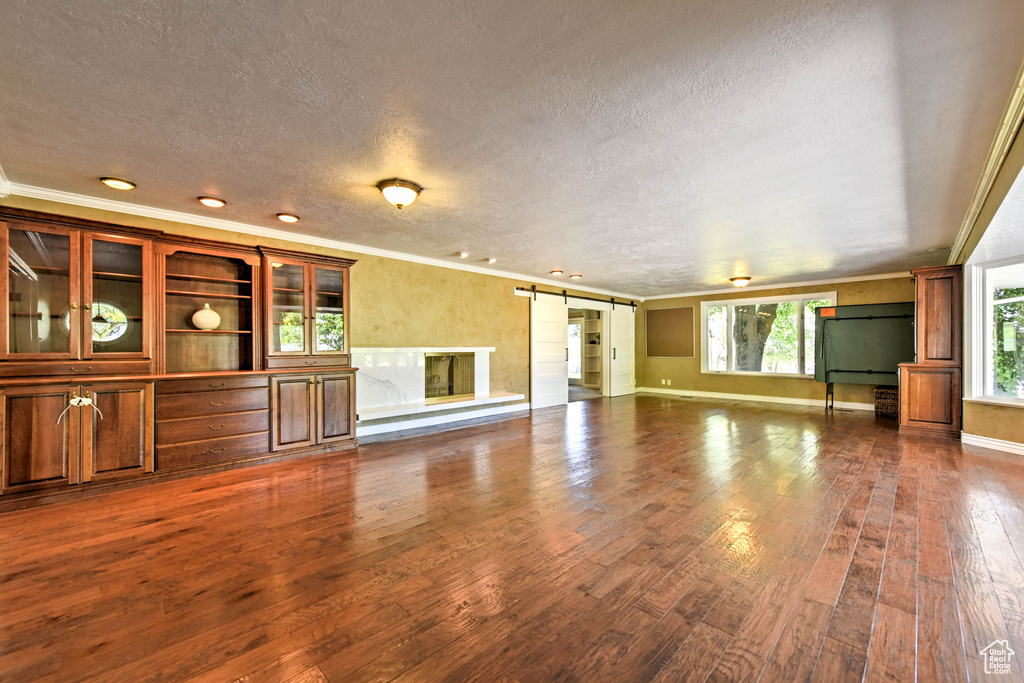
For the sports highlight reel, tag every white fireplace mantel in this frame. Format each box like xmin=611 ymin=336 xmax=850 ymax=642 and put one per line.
xmin=352 ymin=347 xmax=500 ymax=413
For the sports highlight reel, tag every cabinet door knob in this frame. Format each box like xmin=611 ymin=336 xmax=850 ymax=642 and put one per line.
xmin=70 ymin=303 xmax=78 ymax=310
xmin=84 ymin=304 xmax=91 ymax=311
xmin=209 ymin=400 xmax=227 ymax=406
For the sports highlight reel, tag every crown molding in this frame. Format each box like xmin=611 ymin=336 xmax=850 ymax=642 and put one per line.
xmin=948 ymin=58 xmax=1024 ymax=265
xmin=0 ymin=161 xmax=10 ymax=198
xmin=6 ymin=182 xmax=644 ymax=300
xmin=642 ymin=271 xmax=910 ymax=301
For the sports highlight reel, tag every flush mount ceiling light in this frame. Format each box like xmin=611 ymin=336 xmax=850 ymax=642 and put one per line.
xmin=100 ymin=177 xmax=135 ymax=190
xmin=377 ymin=178 xmax=422 ymax=209
xmin=487 ymin=258 xmax=498 ymax=264
xmin=459 ymin=252 xmax=470 ymax=259
xmin=276 ymin=213 xmax=300 ymax=223
xmin=198 ymin=196 xmax=226 ymax=208
xmin=569 ymin=274 xmax=582 ymax=280
xmin=730 ymin=276 xmax=752 ymax=287
xmin=550 ymin=270 xmax=563 ymax=276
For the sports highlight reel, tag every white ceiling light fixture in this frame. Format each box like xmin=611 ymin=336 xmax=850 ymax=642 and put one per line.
xmin=377 ymin=178 xmax=422 ymax=209
xmin=730 ymin=276 xmax=751 ymax=287
xmin=198 ymin=196 xmax=226 ymax=208
xmin=100 ymin=177 xmax=135 ymax=190
xmin=276 ymin=213 xmax=300 ymax=223
xmin=487 ymin=257 xmax=498 ymax=264
xmin=570 ymin=274 xmax=582 ymax=280
xmin=550 ymin=270 xmax=563 ymax=276
xmin=458 ymin=251 xmax=470 ymax=258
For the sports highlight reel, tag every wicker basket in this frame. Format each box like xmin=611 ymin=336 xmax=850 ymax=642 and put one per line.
xmin=874 ymin=386 xmax=899 ymax=418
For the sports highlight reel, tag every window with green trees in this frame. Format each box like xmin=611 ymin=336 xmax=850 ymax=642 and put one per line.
xmin=986 ymin=262 xmax=1024 ymax=399
xmin=702 ymin=292 xmax=835 ymax=376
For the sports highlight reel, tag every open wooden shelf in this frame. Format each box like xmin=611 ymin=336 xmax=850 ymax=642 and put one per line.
xmin=165 ymin=290 xmax=251 ymax=300
xmin=165 ymin=329 xmax=252 ymax=334
xmin=166 ymin=273 xmax=251 ymax=285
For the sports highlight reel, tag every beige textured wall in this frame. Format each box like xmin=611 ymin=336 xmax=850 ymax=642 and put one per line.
xmin=635 ymin=277 xmax=916 ymax=405
xmin=0 ymin=196 xmax=616 ymax=400
xmin=963 ymin=402 xmax=1024 ymax=444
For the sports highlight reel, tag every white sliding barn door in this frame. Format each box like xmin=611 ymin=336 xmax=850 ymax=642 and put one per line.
xmin=530 ymin=296 xmax=569 ymax=409
xmin=609 ymin=306 xmax=636 ymax=397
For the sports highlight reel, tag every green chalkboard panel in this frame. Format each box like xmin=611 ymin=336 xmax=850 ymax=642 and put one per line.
xmin=813 ymin=302 xmax=915 ymax=386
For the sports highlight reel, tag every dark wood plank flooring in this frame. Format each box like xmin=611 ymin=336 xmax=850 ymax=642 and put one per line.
xmin=2 ymin=394 xmax=1023 ymax=682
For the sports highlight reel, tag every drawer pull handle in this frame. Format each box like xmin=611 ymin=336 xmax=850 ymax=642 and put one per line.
xmin=209 ymin=424 xmax=226 ymax=430
xmin=209 ymin=382 xmax=225 ymax=388
xmin=206 ymin=447 xmax=227 ymax=454
xmin=209 ymin=400 xmax=227 ymax=406
xmin=71 ymin=366 xmax=92 ymax=372
xmin=304 ymin=361 xmax=316 ymax=365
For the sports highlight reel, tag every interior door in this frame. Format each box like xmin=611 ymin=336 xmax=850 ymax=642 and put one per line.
xmin=530 ymin=295 xmax=569 ymax=409
xmin=609 ymin=306 xmax=636 ymax=397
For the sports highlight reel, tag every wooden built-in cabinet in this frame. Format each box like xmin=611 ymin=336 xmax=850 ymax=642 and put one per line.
xmin=899 ymin=265 xmax=962 ymax=435
xmin=262 ymin=249 xmax=353 ymax=369
xmin=1 ymin=381 xmax=154 ymax=495
xmin=270 ymin=371 xmax=355 ymax=452
xmin=0 ymin=208 xmax=357 ymax=508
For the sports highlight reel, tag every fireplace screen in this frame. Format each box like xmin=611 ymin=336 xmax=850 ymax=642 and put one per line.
xmin=425 ymin=353 xmax=475 ymax=399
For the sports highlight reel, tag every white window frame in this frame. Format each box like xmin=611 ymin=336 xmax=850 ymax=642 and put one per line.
xmin=700 ymin=291 xmax=836 ymax=378
xmin=966 ymin=257 xmax=1024 ymax=406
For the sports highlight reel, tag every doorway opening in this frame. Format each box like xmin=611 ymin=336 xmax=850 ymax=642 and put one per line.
xmin=569 ymin=308 xmax=603 ymax=402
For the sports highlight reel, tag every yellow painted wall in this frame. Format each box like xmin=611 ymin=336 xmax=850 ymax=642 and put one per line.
xmin=635 ymin=277 xmax=916 ymax=405
xmin=0 ymin=196 xmax=613 ymax=401
xmin=963 ymin=402 xmax=1024 ymax=445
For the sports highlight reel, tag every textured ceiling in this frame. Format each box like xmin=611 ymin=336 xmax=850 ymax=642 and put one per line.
xmin=1 ymin=0 xmax=1022 ymax=296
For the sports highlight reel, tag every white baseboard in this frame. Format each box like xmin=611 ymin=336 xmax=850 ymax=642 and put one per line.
xmin=961 ymin=432 xmax=1024 ymax=456
xmin=637 ymin=386 xmax=874 ymax=412
xmin=357 ymin=402 xmax=530 ymax=436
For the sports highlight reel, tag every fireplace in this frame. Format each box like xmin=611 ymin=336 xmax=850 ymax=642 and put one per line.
xmin=425 ymin=352 xmax=475 ymax=399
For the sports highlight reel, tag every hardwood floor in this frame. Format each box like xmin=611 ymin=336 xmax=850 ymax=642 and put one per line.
xmin=2 ymin=393 xmax=1023 ymax=682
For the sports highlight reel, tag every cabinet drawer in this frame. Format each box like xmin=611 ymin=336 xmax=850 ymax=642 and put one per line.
xmin=0 ymin=360 xmax=152 ymax=378
xmin=157 ymin=410 xmax=269 ymax=445
xmin=158 ymin=376 xmax=269 ymax=395
xmin=265 ymin=356 xmax=350 ymax=370
xmin=157 ymin=388 xmax=268 ymax=420
xmin=156 ymin=432 xmax=269 ymax=470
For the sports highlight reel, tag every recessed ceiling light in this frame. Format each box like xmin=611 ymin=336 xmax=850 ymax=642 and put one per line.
xmin=377 ymin=178 xmax=422 ymax=209
xmin=550 ymin=270 xmax=563 ymax=276
xmin=730 ymin=276 xmax=752 ymax=287
xmin=487 ymin=258 xmax=498 ymax=264
xmin=459 ymin=252 xmax=470 ymax=259
xmin=100 ymin=177 xmax=135 ymax=190
xmin=569 ymin=274 xmax=582 ymax=280
xmin=277 ymin=213 xmax=300 ymax=223
xmin=198 ymin=196 xmax=226 ymax=208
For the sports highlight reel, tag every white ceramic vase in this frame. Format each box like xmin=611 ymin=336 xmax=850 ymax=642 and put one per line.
xmin=191 ymin=303 xmax=221 ymax=330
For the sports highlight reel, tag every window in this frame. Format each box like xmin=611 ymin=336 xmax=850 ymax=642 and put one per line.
xmin=62 ymin=301 xmax=130 ymax=343
xmin=701 ymin=292 xmax=836 ymax=376
xmin=567 ymin=321 xmax=582 ymax=379
xmin=983 ymin=261 xmax=1024 ymax=400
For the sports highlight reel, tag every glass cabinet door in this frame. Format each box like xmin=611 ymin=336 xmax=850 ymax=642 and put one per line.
xmin=5 ymin=225 xmax=79 ymax=357
xmin=84 ymin=236 xmax=148 ymax=357
xmin=313 ymin=266 xmax=346 ymax=354
xmin=270 ymin=261 xmax=308 ymax=354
